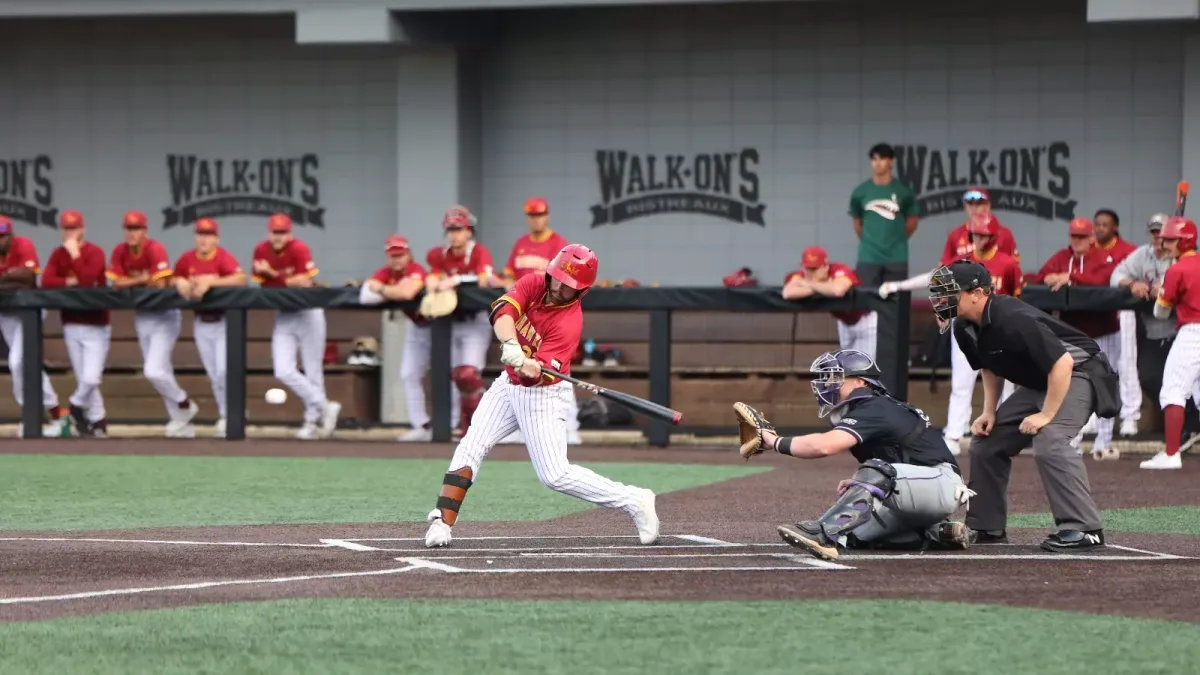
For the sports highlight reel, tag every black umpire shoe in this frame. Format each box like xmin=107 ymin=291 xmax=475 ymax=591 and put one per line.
xmin=968 ymin=529 xmax=1007 ymax=545
xmin=1040 ymin=529 xmax=1105 ymax=553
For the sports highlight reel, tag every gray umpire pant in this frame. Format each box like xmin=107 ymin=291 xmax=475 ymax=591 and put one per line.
xmin=966 ymin=373 xmax=1104 ymax=533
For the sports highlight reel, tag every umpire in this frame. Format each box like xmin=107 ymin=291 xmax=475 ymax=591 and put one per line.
xmin=928 ymin=259 xmax=1107 ymax=552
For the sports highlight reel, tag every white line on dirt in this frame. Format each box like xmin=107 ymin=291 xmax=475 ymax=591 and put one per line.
xmin=0 ymin=566 xmax=419 ymax=605
xmin=0 ymin=537 xmax=332 ymax=549
xmin=775 ymin=555 xmax=854 ymax=570
xmin=396 ymin=557 xmax=468 ymax=573
xmin=428 ymin=566 xmax=843 ymax=574
xmin=366 ymin=544 xmax=739 ymax=553
xmin=352 ymin=535 xmax=650 ymax=542
xmin=319 ymin=539 xmax=381 ymax=552
xmin=1106 ymin=544 xmax=1182 ymax=558
xmin=837 ymin=553 xmax=1181 ymax=561
xmin=672 ymin=535 xmax=741 ymax=546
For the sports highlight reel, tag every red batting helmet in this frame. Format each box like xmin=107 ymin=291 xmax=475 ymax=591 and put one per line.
xmin=442 ymin=205 xmax=476 ymax=230
xmin=546 ymin=244 xmax=598 ymax=291
xmin=967 ymin=213 xmax=998 ymax=236
xmin=1161 ymin=217 xmax=1198 ymax=254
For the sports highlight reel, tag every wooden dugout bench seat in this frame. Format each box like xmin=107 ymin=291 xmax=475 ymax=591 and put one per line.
xmin=0 ymin=309 xmax=383 ymax=426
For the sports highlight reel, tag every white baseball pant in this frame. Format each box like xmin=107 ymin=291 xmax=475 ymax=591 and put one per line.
xmin=272 ymin=309 xmax=328 ymax=425
xmin=0 ymin=313 xmax=59 ymax=409
xmin=134 ymin=310 xmax=189 ymax=417
xmin=1117 ymin=310 xmax=1142 ymax=421
xmin=194 ymin=317 xmax=227 ymax=419
xmin=399 ymin=321 xmax=431 ymax=429
xmin=837 ymin=312 xmax=877 ymax=361
xmin=1091 ymin=331 xmax=1121 ymax=450
xmin=450 ymin=312 xmax=492 ymax=428
xmin=1160 ymin=324 xmax=1200 ymax=409
xmin=447 ymin=377 xmax=644 ymax=512
xmin=64 ymin=323 xmax=111 ymax=423
xmin=946 ymin=327 xmax=1015 ymax=440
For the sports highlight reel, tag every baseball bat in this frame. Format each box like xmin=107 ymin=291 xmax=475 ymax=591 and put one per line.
xmin=541 ymin=366 xmax=683 ymax=426
xmin=1177 ymin=180 xmax=1189 ymax=217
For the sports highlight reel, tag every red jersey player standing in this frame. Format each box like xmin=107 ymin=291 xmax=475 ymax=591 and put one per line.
xmin=942 ymin=187 xmax=1020 ymax=263
xmin=422 ymin=244 xmax=659 ymax=548
xmin=499 ymin=196 xmax=580 ymax=446
xmin=1145 ymin=216 xmax=1200 ymax=470
xmin=42 ymin=210 xmax=111 ymax=437
xmin=108 ymin=210 xmax=199 ymax=438
xmin=0 ymin=216 xmax=65 ymax=436
xmin=879 ymin=213 xmax=1023 ymax=455
xmin=425 ymin=205 xmax=501 ymax=436
xmin=1035 ymin=217 xmax=1121 ymax=459
xmin=356 ymin=234 xmax=431 ymax=441
xmin=782 ymin=246 xmax=876 ymax=360
xmin=173 ymin=218 xmax=247 ymax=437
xmin=252 ymin=213 xmax=340 ymax=440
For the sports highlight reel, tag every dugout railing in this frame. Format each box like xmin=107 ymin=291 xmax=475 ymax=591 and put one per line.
xmin=0 ymin=285 xmax=1151 ymax=446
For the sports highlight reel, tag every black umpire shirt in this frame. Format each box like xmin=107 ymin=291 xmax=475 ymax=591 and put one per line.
xmin=953 ymin=294 xmax=1100 ymax=392
xmin=830 ymin=388 xmax=960 ymax=472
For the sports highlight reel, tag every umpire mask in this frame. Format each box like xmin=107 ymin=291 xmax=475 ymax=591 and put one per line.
xmin=928 ymin=259 xmax=990 ymax=333
xmin=810 ymin=350 xmax=885 ymax=420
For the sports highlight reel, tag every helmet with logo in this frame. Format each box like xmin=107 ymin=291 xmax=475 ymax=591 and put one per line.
xmin=442 ymin=205 xmax=477 ymax=231
xmin=546 ymin=244 xmax=598 ymax=293
xmin=1160 ymin=216 xmax=1198 ymax=254
xmin=810 ymin=350 xmax=886 ymax=419
xmin=966 ymin=213 xmax=998 ymax=237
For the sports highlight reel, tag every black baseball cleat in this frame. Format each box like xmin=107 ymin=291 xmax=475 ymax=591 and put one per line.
xmin=1040 ymin=529 xmax=1105 ymax=552
xmin=777 ymin=523 xmax=840 ymax=561
xmin=968 ymin=528 xmax=1007 ymax=545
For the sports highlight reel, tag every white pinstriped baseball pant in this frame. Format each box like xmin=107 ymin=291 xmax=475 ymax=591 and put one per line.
xmin=1092 ymin=331 xmax=1121 ymax=450
xmin=1160 ymin=324 xmax=1200 ymax=409
xmin=446 ymin=377 xmax=645 ymax=516
xmin=837 ymin=312 xmax=877 ymax=361
xmin=1117 ymin=311 xmax=1142 ymax=421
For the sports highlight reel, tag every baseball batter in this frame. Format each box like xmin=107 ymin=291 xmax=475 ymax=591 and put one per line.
xmin=1092 ymin=209 xmax=1141 ymax=437
xmin=1146 ymin=216 xmax=1200 ymax=470
xmin=0 ymin=216 xmax=65 ymax=435
xmin=42 ymin=210 xmax=111 ymax=437
xmin=423 ymin=244 xmax=659 ymax=548
xmin=357 ymin=234 xmax=431 ymax=441
xmin=783 ymin=246 xmax=877 ymax=359
xmin=500 ymin=197 xmax=581 ymax=446
xmin=425 ymin=205 xmax=499 ymax=435
xmin=735 ymin=350 xmax=973 ymax=561
xmin=252 ymin=213 xmax=340 ymax=440
xmin=173 ymin=218 xmax=247 ymax=438
xmin=880 ymin=213 xmax=1022 ymax=454
xmin=1035 ymin=217 xmax=1120 ymax=459
xmin=108 ymin=210 xmax=198 ymax=438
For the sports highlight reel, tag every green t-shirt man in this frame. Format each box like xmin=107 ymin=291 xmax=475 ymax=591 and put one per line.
xmin=849 ymin=177 xmax=918 ymax=266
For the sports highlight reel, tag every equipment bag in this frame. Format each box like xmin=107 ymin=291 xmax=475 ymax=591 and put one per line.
xmin=1079 ymin=353 xmax=1120 ymax=419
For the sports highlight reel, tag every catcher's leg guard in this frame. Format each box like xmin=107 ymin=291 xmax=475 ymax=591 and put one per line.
xmin=435 ymin=466 xmax=474 ymax=525
xmin=452 ymin=366 xmax=484 ymax=431
xmin=778 ymin=459 xmax=896 ymax=560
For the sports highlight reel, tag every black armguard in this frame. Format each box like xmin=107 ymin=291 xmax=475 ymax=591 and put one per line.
xmin=775 ymin=436 xmax=794 ymax=456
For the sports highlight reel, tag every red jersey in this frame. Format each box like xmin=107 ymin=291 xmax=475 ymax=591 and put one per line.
xmin=1036 ymin=246 xmax=1118 ymax=337
xmin=942 ymin=222 xmax=1020 ymax=264
xmin=370 ymin=262 xmax=429 ymax=326
xmin=1158 ymin=252 xmax=1200 ymax=328
xmin=784 ymin=262 xmax=866 ymax=325
xmin=107 ymin=239 xmax=173 ymax=283
xmin=505 ymin=230 xmax=569 ymax=281
xmin=251 ymin=239 xmax=318 ymax=288
xmin=966 ymin=247 xmax=1023 ymax=298
xmin=490 ymin=273 xmax=581 ymax=386
xmin=0 ymin=235 xmax=41 ymax=276
xmin=42 ymin=241 xmax=110 ymax=326
xmin=174 ymin=247 xmax=244 ymax=321
xmin=426 ymin=241 xmax=495 ymax=280
xmin=1096 ymin=236 xmax=1138 ymax=267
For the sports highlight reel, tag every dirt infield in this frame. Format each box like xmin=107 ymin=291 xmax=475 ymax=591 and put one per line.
xmin=2 ymin=439 xmax=1199 ymax=623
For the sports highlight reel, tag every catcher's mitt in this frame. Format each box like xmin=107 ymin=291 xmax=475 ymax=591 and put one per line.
xmin=733 ymin=402 xmax=775 ymax=460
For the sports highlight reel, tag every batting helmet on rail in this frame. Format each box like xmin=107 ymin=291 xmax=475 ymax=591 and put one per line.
xmin=1160 ymin=216 xmax=1198 ymax=254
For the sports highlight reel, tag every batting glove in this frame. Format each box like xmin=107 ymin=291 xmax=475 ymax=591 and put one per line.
xmin=500 ymin=338 xmax=525 ymax=368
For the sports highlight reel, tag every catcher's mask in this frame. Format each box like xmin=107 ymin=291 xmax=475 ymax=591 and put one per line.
xmin=928 ymin=259 xmax=991 ymax=333
xmin=810 ymin=350 xmax=885 ymax=419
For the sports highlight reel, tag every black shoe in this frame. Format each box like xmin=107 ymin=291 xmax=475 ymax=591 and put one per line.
xmin=777 ymin=523 xmax=840 ymax=561
xmin=68 ymin=405 xmax=93 ymax=437
xmin=968 ymin=529 xmax=1007 ymax=545
xmin=1040 ymin=529 xmax=1104 ymax=552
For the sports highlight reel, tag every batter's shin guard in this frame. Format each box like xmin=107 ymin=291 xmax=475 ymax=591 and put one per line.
xmin=436 ymin=467 xmax=474 ymax=525
xmin=801 ymin=459 xmax=897 ymax=543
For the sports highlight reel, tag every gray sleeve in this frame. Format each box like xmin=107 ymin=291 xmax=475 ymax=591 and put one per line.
xmin=1110 ymin=249 xmax=1143 ymax=287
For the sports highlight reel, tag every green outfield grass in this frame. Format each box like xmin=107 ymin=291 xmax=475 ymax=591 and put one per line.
xmin=3 ymin=598 xmax=1197 ymax=674
xmin=0 ymin=455 xmax=766 ymax=531
xmin=1008 ymin=506 xmax=1200 ymax=536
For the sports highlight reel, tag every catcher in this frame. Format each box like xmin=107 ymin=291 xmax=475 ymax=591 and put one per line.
xmin=734 ymin=349 xmax=973 ymax=561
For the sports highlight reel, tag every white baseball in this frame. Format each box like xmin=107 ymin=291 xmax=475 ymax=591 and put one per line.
xmin=265 ymin=388 xmax=288 ymax=405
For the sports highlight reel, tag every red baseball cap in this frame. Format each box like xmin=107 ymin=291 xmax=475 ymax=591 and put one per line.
xmin=386 ymin=234 xmax=410 ymax=254
xmin=963 ymin=187 xmax=991 ymax=203
xmin=801 ymin=246 xmax=828 ymax=268
xmin=0 ymin=216 xmax=11 ymax=235
xmin=268 ymin=213 xmax=293 ymax=233
xmin=195 ymin=218 xmax=219 ymax=235
xmin=123 ymin=210 xmax=148 ymax=229
xmin=524 ymin=197 xmax=549 ymax=216
xmin=1069 ymin=218 xmax=1094 ymax=236
xmin=60 ymin=210 xmax=84 ymax=229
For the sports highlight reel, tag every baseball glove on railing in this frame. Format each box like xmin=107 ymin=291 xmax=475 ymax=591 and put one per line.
xmin=733 ymin=402 xmax=774 ymax=460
